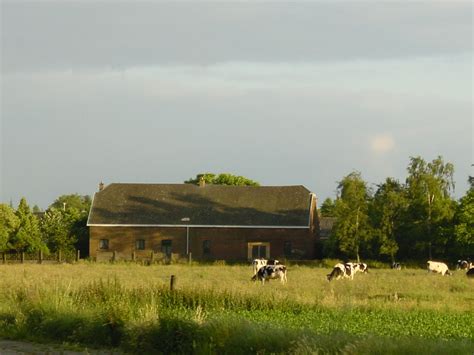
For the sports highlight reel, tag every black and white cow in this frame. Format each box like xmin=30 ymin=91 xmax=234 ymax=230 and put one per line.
xmin=391 ymin=262 xmax=402 ymax=270
xmin=427 ymin=261 xmax=451 ymax=276
xmin=251 ymin=264 xmax=287 ymax=284
xmin=356 ymin=262 xmax=369 ymax=273
xmin=251 ymin=258 xmax=280 ymax=275
xmin=466 ymin=267 xmax=474 ymax=278
xmin=326 ymin=263 xmax=361 ymax=281
xmin=456 ymin=259 xmax=473 ymax=270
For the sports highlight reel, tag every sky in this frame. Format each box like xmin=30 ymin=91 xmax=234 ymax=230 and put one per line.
xmin=1 ymin=1 xmax=472 ymax=209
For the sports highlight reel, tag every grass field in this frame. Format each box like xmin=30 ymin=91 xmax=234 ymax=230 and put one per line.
xmin=0 ymin=262 xmax=472 ymax=354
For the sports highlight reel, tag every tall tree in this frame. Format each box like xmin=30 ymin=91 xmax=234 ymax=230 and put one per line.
xmin=404 ymin=156 xmax=455 ymax=259
xmin=11 ymin=198 xmax=47 ymax=253
xmin=41 ymin=208 xmax=78 ymax=253
xmin=185 ymin=173 xmax=260 ymax=186
xmin=370 ymin=178 xmax=408 ymax=262
xmin=0 ymin=204 xmax=19 ymax=251
xmin=331 ymin=172 xmax=372 ymax=262
xmin=452 ymin=177 xmax=474 ymax=257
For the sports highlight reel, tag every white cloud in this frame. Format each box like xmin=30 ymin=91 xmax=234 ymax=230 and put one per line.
xmin=370 ymin=134 xmax=395 ymax=154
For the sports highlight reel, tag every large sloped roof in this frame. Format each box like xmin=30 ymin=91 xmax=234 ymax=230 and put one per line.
xmin=87 ymin=183 xmax=313 ymax=227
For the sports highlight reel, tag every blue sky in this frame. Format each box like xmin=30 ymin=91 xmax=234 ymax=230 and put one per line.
xmin=1 ymin=1 xmax=472 ymax=209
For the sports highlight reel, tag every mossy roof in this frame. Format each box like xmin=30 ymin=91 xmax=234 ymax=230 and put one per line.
xmin=87 ymin=183 xmax=312 ymax=227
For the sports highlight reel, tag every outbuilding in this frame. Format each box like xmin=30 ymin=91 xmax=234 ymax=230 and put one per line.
xmin=87 ymin=182 xmax=320 ymax=261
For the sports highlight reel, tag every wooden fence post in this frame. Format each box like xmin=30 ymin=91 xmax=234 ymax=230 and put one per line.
xmin=38 ymin=250 xmax=43 ymax=264
xmin=112 ymin=251 xmax=117 ymax=262
xmin=76 ymin=249 xmax=80 ymax=262
xmin=188 ymin=252 xmax=192 ymax=264
xmin=170 ymin=275 xmax=176 ymax=291
xmin=150 ymin=251 xmax=154 ymax=264
xmin=58 ymin=250 xmax=62 ymax=263
xmin=21 ymin=252 xmax=25 ymax=264
xmin=2 ymin=253 xmax=6 ymax=264
xmin=131 ymin=251 xmax=136 ymax=262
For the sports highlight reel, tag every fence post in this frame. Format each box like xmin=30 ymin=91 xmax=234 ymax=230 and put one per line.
xmin=170 ymin=275 xmax=176 ymax=291
xmin=38 ymin=250 xmax=43 ymax=264
xmin=131 ymin=251 xmax=136 ymax=262
xmin=58 ymin=250 xmax=62 ymax=263
xmin=21 ymin=252 xmax=25 ymax=264
xmin=2 ymin=253 xmax=6 ymax=264
xmin=150 ymin=251 xmax=154 ymax=265
xmin=112 ymin=251 xmax=117 ymax=262
xmin=76 ymin=250 xmax=80 ymax=262
xmin=188 ymin=252 xmax=192 ymax=264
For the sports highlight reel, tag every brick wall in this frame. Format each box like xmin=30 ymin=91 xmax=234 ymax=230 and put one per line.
xmin=90 ymin=226 xmax=318 ymax=261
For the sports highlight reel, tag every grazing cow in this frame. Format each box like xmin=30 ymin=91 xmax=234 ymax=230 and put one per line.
xmin=327 ymin=263 xmax=359 ymax=281
xmin=456 ymin=259 xmax=473 ymax=270
xmin=427 ymin=261 xmax=451 ymax=276
xmin=356 ymin=263 xmax=369 ymax=273
xmin=251 ymin=264 xmax=287 ymax=284
xmin=251 ymin=258 xmax=279 ymax=275
xmin=391 ymin=262 xmax=402 ymax=270
xmin=466 ymin=268 xmax=474 ymax=278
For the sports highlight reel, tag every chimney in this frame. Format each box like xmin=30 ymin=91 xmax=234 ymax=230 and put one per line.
xmin=199 ymin=176 xmax=206 ymax=187
xmin=99 ymin=181 xmax=105 ymax=191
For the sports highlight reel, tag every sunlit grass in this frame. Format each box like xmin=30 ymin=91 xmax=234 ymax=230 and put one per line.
xmin=0 ymin=262 xmax=472 ymax=353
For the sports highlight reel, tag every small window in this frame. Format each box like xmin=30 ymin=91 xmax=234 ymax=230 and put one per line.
xmin=284 ymin=241 xmax=292 ymax=257
xmin=203 ymin=240 xmax=211 ymax=255
xmin=135 ymin=239 xmax=145 ymax=250
xmin=161 ymin=239 xmax=172 ymax=257
xmin=99 ymin=239 xmax=109 ymax=250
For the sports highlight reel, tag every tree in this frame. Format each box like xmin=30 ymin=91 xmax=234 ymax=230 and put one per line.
xmin=403 ymin=156 xmax=455 ymax=259
xmin=49 ymin=194 xmax=91 ymax=213
xmin=0 ymin=204 xmax=19 ymax=251
xmin=370 ymin=178 xmax=408 ymax=262
xmin=10 ymin=198 xmax=47 ymax=253
xmin=330 ymin=172 xmax=373 ymax=262
xmin=320 ymin=198 xmax=336 ymax=217
xmin=452 ymin=178 xmax=474 ymax=257
xmin=41 ymin=208 xmax=78 ymax=253
xmin=47 ymin=194 xmax=91 ymax=256
xmin=185 ymin=173 xmax=260 ymax=186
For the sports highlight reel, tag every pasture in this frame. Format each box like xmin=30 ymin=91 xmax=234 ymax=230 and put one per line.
xmin=0 ymin=262 xmax=472 ymax=354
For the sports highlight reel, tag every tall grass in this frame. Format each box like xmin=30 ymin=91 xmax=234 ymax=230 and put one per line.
xmin=0 ymin=263 xmax=472 ymax=354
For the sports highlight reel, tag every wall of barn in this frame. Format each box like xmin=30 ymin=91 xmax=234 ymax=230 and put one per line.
xmin=89 ymin=226 xmax=317 ymax=261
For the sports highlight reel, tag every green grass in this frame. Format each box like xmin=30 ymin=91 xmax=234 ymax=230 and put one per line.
xmin=0 ymin=263 xmax=472 ymax=354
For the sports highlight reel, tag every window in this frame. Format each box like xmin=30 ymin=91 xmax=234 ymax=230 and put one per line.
xmin=161 ymin=240 xmax=172 ymax=257
xmin=284 ymin=241 xmax=292 ymax=257
xmin=135 ymin=239 xmax=145 ymax=250
xmin=99 ymin=239 xmax=109 ymax=250
xmin=203 ymin=240 xmax=211 ymax=255
xmin=247 ymin=242 xmax=270 ymax=260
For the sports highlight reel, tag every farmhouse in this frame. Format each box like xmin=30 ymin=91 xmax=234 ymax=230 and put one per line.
xmin=87 ymin=182 xmax=320 ymax=261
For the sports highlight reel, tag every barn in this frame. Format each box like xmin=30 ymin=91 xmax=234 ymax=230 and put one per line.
xmin=87 ymin=182 xmax=320 ymax=261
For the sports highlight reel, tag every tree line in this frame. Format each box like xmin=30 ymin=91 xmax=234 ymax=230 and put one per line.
xmin=320 ymin=156 xmax=473 ymax=262
xmin=0 ymin=161 xmax=471 ymax=262
xmin=0 ymin=194 xmax=90 ymax=256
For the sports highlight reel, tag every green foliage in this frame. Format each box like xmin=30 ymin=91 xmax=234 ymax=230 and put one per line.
xmin=402 ymin=156 xmax=456 ymax=259
xmin=0 ymin=204 xmax=19 ymax=251
xmin=40 ymin=208 xmax=78 ymax=253
xmin=185 ymin=173 xmax=260 ymax=186
xmin=330 ymin=172 xmax=373 ymax=261
xmin=320 ymin=198 xmax=335 ymax=217
xmin=10 ymin=198 xmax=47 ymax=253
xmin=370 ymin=178 xmax=408 ymax=261
xmin=49 ymin=194 xmax=91 ymax=213
xmin=453 ymin=187 xmax=474 ymax=256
